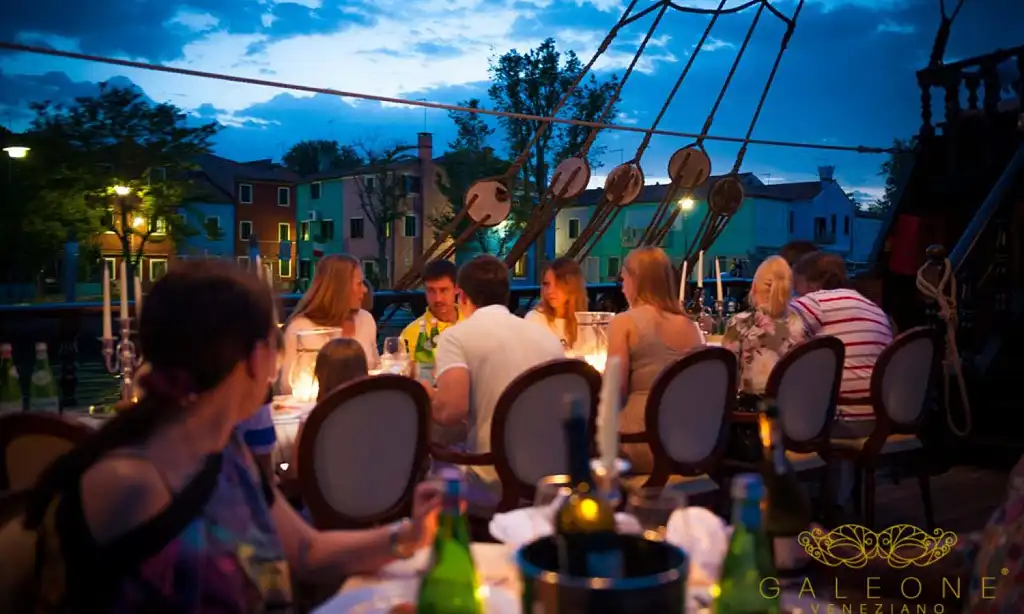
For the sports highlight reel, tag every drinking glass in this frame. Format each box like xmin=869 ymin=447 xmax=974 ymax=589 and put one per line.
xmin=383 ymin=336 xmax=407 ymax=357
xmin=534 ymin=474 xmax=573 ymax=508
xmin=626 ymin=487 xmax=687 ymax=542
xmin=380 ymin=336 xmax=409 ymax=375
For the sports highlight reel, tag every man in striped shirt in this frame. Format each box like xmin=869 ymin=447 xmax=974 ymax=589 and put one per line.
xmin=790 ymin=252 xmax=894 ymax=439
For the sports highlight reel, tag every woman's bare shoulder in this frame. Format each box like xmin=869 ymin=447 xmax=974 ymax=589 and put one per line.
xmin=80 ymin=453 xmax=172 ymax=544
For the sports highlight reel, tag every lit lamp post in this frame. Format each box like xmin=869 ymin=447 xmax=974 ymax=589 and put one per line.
xmin=3 ymin=145 xmax=29 ymax=181
xmin=678 ymin=197 xmax=694 ymax=255
xmin=100 ymin=185 xmax=144 ymax=402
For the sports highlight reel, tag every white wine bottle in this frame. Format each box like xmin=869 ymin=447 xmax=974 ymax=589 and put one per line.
xmin=714 ymin=474 xmax=778 ymax=614
xmin=553 ymin=394 xmax=622 ymax=578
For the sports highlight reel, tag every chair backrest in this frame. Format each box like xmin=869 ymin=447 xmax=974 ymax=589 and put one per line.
xmin=491 ymin=359 xmax=601 ymax=511
xmin=764 ymin=335 xmax=845 ymax=451
xmin=0 ymin=490 xmax=34 ymax=611
xmin=0 ymin=413 xmax=95 ymax=491
xmin=298 ymin=374 xmax=429 ymax=529
xmin=644 ymin=347 xmax=736 ymax=480
xmin=870 ymin=326 xmax=938 ymax=434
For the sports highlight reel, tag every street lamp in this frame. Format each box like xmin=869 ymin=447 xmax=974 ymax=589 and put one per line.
xmin=3 ymin=146 xmax=29 ymax=159
xmin=113 ymin=185 xmax=131 ymax=196
xmin=678 ymin=197 xmax=695 ymax=254
xmin=678 ymin=197 xmax=694 ymax=211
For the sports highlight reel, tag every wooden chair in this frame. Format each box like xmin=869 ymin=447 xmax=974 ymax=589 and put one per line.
xmin=297 ymin=374 xmax=430 ymax=530
xmin=622 ymin=347 xmax=737 ymax=509
xmin=0 ymin=413 xmax=95 ymax=492
xmin=0 ymin=489 xmax=34 ymax=611
xmin=828 ymin=327 xmax=939 ymax=529
xmin=431 ymin=359 xmax=602 ymax=517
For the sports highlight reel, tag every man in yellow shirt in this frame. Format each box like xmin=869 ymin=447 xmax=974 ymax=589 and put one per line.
xmin=400 ymin=260 xmax=463 ymax=379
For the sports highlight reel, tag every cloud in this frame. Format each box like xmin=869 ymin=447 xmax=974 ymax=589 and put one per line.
xmin=167 ymin=9 xmax=221 ymax=34
xmin=875 ymin=21 xmax=915 ymax=35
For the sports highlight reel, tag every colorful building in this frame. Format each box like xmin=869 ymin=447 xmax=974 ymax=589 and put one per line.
xmin=176 ymin=175 xmax=235 ymax=260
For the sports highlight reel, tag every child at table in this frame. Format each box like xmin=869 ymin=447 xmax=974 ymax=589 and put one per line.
xmin=314 ymin=338 xmax=369 ymax=401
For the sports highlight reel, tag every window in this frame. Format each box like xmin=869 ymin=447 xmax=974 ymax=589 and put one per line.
xmin=277 ymin=187 xmax=290 ymax=207
xmin=361 ymin=259 xmax=378 ymax=279
xmin=321 ymin=219 xmax=334 ymax=241
xmin=152 ymin=217 xmax=168 ymax=234
xmin=568 ymin=218 xmax=581 ymax=239
xmin=239 ymin=221 xmax=253 ymax=241
xmin=238 ymin=183 xmax=253 ymax=204
xmin=104 ymin=258 xmax=117 ymax=281
xmin=278 ymin=223 xmax=290 ymax=242
xmin=788 ymin=211 xmax=794 ymax=233
xmin=102 ymin=209 xmax=115 ymax=233
xmin=843 ymin=215 xmax=851 ymax=235
xmin=205 ymin=216 xmax=221 ymax=239
xmin=363 ymin=176 xmax=375 ymax=191
xmin=829 ymin=214 xmax=836 ymax=234
xmin=403 ymin=214 xmax=418 ymax=238
xmin=300 ymin=221 xmax=310 ymax=242
xmin=350 ymin=217 xmax=365 ymax=239
xmin=404 ymin=175 xmax=422 ymax=194
xmin=237 ymin=256 xmax=250 ymax=269
xmin=513 ymin=255 xmax=528 ymax=278
xmin=149 ymin=258 xmax=168 ymax=281
xmin=385 ymin=223 xmax=392 ymax=239
xmin=299 ymin=259 xmax=312 ymax=280
xmin=279 ymin=259 xmax=291 ymax=278
xmin=607 ymin=256 xmax=621 ymax=279
xmin=310 ymin=182 xmax=322 ymax=200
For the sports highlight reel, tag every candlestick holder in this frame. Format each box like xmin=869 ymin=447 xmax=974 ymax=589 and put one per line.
xmin=101 ymin=316 xmax=144 ymax=403
xmin=714 ymin=300 xmax=727 ymax=335
xmin=695 ymin=290 xmax=715 ymax=337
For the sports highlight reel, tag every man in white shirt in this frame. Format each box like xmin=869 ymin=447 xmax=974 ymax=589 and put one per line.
xmin=429 ymin=255 xmax=566 ymax=493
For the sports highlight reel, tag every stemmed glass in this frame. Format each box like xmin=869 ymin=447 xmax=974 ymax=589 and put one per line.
xmin=626 ymin=487 xmax=687 ymax=542
xmin=380 ymin=336 xmax=410 ymax=375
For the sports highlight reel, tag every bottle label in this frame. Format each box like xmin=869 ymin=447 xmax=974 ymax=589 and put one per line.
xmin=30 ymin=397 xmax=60 ymax=413
xmin=31 ymin=370 xmax=53 ymax=386
xmin=417 ymin=363 xmax=435 ymax=385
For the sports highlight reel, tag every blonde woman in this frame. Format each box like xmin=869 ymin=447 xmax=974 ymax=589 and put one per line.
xmin=608 ymin=246 xmax=703 ymax=473
xmin=525 ymin=257 xmax=589 ymax=353
xmin=280 ymin=254 xmax=378 ymax=393
xmin=722 ymin=255 xmax=807 ymax=397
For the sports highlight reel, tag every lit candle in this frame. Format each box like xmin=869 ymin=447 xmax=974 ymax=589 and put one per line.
xmin=134 ymin=275 xmax=143 ymax=320
xmin=101 ymin=265 xmax=112 ymax=339
xmin=678 ymin=261 xmax=688 ymax=303
xmin=715 ymin=257 xmax=723 ymax=303
xmin=119 ymin=261 xmax=128 ymax=323
xmin=697 ymin=251 xmax=704 ymax=288
xmin=255 ymin=255 xmax=263 ymax=278
xmin=598 ymin=356 xmax=622 ymax=474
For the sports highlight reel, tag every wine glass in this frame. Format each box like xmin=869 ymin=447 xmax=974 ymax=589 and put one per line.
xmin=534 ymin=474 xmax=573 ymax=508
xmin=381 ymin=336 xmax=409 ymax=375
xmin=626 ymin=487 xmax=687 ymax=542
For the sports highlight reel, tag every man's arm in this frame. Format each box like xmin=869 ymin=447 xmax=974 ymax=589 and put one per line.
xmin=431 ymin=334 xmax=470 ymax=426
xmin=789 ymin=296 xmax=823 ymax=337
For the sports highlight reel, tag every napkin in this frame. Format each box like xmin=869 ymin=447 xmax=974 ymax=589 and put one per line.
xmin=665 ymin=506 xmax=731 ymax=582
xmin=488 ymin=499 xmax=641 ymax=549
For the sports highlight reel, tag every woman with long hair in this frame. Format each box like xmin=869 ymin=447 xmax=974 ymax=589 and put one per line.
xmin=281 ymin=254 xmax=378 ymax=393
xmin=525 ymin=257 xmax=589 ymax=352
xmin=608 ymin=246 xmax=703 ymax=473
xmin=25 ymin=261 xmax=440 ymax=612
xmin=722 ymin=255 xmax=807 ymax=397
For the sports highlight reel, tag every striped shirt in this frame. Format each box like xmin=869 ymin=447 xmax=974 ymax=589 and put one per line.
xmin=790 ymin=289 xmax=893 ymax=420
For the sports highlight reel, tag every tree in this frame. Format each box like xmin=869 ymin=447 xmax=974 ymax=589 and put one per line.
xmin=28 ymin=83 xmax=219 ymax=294
xmin=487 ymin=38 xmax=621 ymax=267
xmin=433 ymin=99 xmax=531 ymax=257
xmin=866 ymin=137 xmax=917 ymax=214
xmin=283 ymin=139 xmax=364 ymax=175
xmin=353 ymin=142 xmax=418 ymax=287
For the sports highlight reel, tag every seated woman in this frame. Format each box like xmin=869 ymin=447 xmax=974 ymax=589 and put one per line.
xmin=525 ymin=257 xmax=589 ymax=354
xmin=608 ymin=246 xmax=704 ymax=474
xmin=722 ymin=255 xmax=806 ymax=403
xmin=25 ymin=261 xmax=439 ymax=612
xmin=281 ymin=254 xmax=379 ymax=394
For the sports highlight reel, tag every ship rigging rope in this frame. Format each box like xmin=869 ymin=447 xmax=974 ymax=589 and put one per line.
xmin=915 ymin=257 xmax=973 ymax=437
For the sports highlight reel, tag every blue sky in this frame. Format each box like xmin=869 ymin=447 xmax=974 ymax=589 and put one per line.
xmin=1 ymin=0 xmax=1020 ymax=201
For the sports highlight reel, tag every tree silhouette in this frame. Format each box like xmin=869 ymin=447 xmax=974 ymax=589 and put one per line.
xmin=353 ymin=142 xmax=418 ymax=287
xmin=283 ymin=139 xmax=364 ymax=175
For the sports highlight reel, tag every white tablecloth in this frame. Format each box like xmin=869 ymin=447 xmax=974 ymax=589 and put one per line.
xmin=272 ymin=412 xmax=306 ymax=467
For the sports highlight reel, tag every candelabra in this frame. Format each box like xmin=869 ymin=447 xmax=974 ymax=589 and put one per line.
xmin=102 ymin=316 xmax=144 ymax=403
xmin=694 ymin=290 xmax=715 ymax=338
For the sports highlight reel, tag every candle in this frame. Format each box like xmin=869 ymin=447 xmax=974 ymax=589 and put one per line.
xmin=101 ymin=265 xmax=112 ymax=339
xmin=697 ymin=251 xmax=704 ymax=288
xmin=255 ymin=255 xmax=263 ymax=278
xmin=134 ymin=275 xmax=143 ymax=320
xmin=119 ymin=261 xmax=128 ymax=323
xmin=678 ymin=261 xmax=688 ymax=303
xmin=715 ymin=257 xmax=723 ymax=302
xmin=598 ymin=356 xmax=622 ymax=474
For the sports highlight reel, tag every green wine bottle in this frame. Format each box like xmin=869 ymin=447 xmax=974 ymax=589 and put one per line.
xmin=413 ymin=318 xmax=435 ymax=385
xmin=553 ymin=394 xmax=622 ymax=578
xmin=714 ymin=473 xmax=778 ymax=614
xmin=28 ymin=342 xmax=60 ymax=413
xmin=418 ymin=474 xmax=481 ymax=614
xmin=758 ymin=403 xmax=813 ymax=579
xmin=0 ymin=343 xmax=24 ymax=414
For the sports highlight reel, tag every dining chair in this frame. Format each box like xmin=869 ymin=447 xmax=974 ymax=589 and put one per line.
xmin=297 ymin=374 xmax=430 ymax=530
xmin=828 ymin=327 xmax=938 ymax=529
xmin=0 ymin=489 xmax=34 ymax=611
xmin=0 ymin=413 xmax=95 ymax=492
xmin=621 ymin=346 xmax=736 ymax=510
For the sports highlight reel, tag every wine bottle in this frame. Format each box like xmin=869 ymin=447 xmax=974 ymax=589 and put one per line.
xmin=553 ymin=394 xmax=622 ymax=578
xmin=418 ymin=474 xmax=481 ymax=614
xmin=758 ymin=402 xmax=813 ymax=579
xmin=0 ymin=343 xmax=24 ymax=414
xmin=28 ymin=342 xmax=59 ymax=413
xmin=714 ymin=473 xmax=778 ymax=614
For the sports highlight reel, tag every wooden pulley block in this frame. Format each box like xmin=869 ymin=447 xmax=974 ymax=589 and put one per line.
xmin=667 ymin=146 xmax=711 ymax=190
xmin=708 ymin=175 xmax=744 ymax=216
xmin=603 ymin=163 xmax=645 ymax=207
xmin=465 ymin=179 xmax=512 ymax=227
xmin=550 ymin=157 xmax=591 ymax=199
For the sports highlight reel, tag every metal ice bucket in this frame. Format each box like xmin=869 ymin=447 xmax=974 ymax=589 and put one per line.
xmin=516 ymin=534 xmax=689 ymax=614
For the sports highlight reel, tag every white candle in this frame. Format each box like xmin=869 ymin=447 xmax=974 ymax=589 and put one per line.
xmin=678 ymin=261 xmax=688 ymax=303
xmin=255 ymin=255 xmax=263 ymax=278
xmin=119 ymin=261 xmax=128 ymax=323
xmin=101 ymin=265 xmax=112 ymax=339
xmin=697 ymin=251 xmax=704 ymax=288
xmin=715 ymin=257 xmax=723 ymax=302
xmin=598 ymin=356 xmax=622 ymax=474
xmin=134 ymin=275 xmax=143 ymax=320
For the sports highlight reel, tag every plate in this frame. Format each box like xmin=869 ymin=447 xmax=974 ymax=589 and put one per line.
xmin=314 ymin=579 xmax=518 ymax=613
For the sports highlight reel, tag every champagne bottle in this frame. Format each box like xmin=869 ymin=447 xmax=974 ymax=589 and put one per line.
xmin=28 ymin=342 xmax=60 ymax=413
xmin=553 ymin=394 xmax=622 ymax=578
xmin=758 ymin=403 xmax=813 ymax=579
xmin=418 ymin=474 xmax=481 ymax=614
xmin=413 ymin=318 xmax=435 ymax=385
xmin=714 ymin=473 xmax=778 ymax=614
xmin=0 ymin=343 xmax=23 ymax=414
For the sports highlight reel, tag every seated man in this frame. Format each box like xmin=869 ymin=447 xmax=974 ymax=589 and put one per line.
xmin=778 ymin=240 xmax=819 ymax=267
xmin=400 ymin=259 xmax=463 ymax=381
xmin=428 ymin=255 xmax=565 ymax=498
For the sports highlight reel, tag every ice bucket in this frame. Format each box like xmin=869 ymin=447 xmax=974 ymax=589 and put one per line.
xmin=516 ymin=534 xmax=688 ymax=614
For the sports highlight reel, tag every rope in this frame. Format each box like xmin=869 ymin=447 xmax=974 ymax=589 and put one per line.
xmin=915 ymin=257 xmax=973 ymax=437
